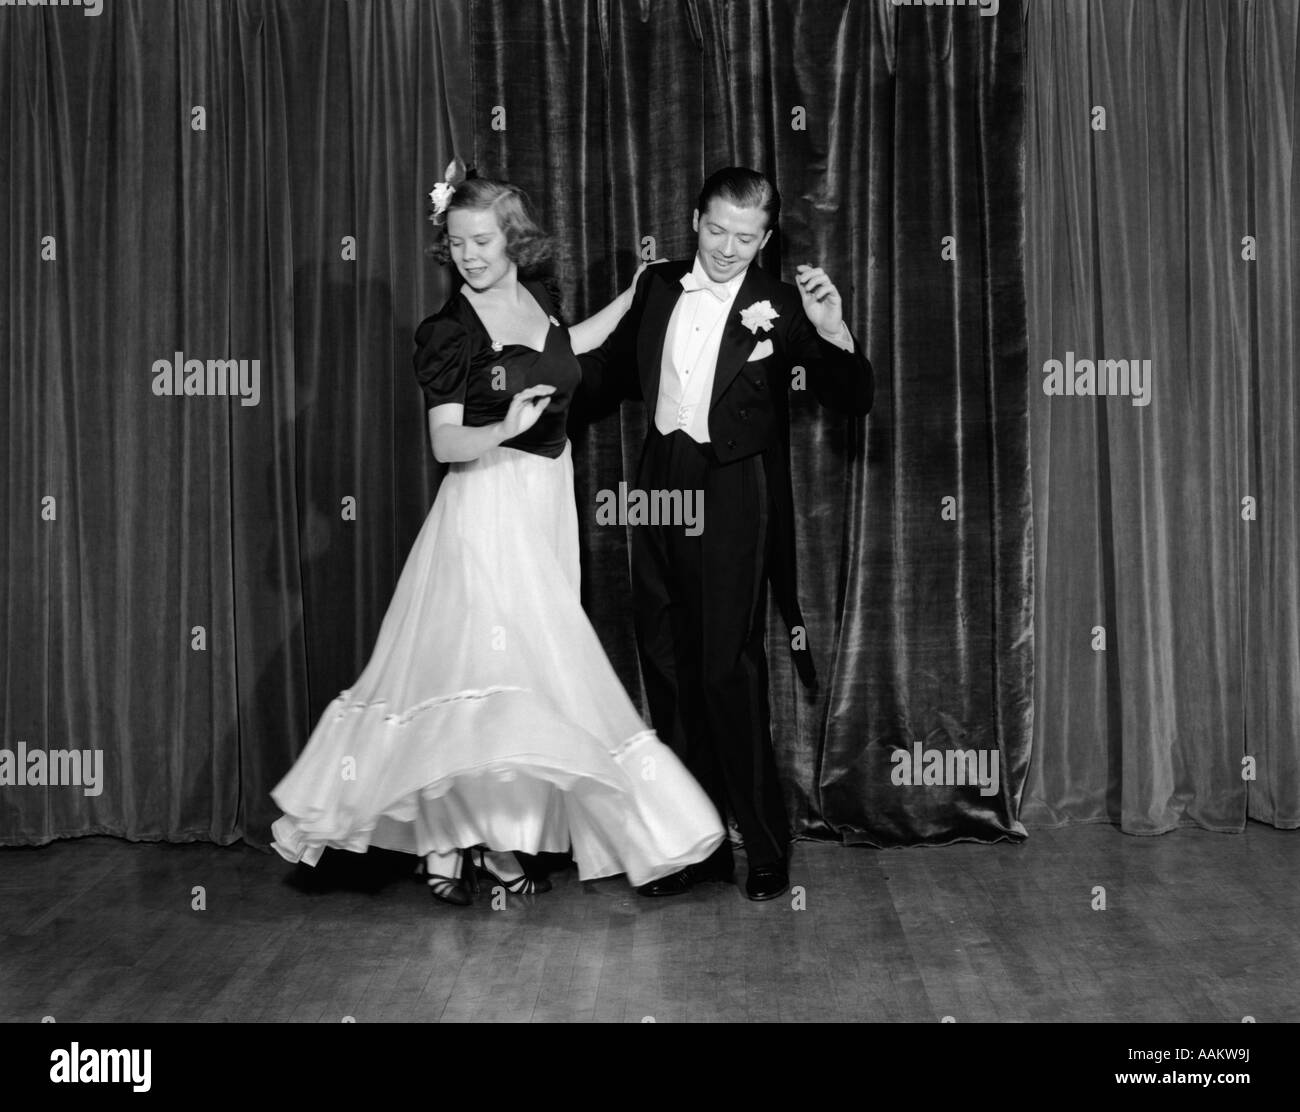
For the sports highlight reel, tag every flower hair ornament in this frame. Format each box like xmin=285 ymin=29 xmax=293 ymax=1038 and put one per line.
xmin=429 ymin=157 xmax=470 ymax=224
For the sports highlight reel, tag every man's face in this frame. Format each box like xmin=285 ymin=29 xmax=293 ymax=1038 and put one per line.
xmin=693 ymin=198 xmax=772 ymax=284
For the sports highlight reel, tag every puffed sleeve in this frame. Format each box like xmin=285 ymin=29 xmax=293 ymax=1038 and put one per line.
xmin=412 ymin=312 xmax=471 ymax=409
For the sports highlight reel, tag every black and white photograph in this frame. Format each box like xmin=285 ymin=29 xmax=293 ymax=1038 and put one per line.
xmin=1 ymin=0 xmax=1296 ymax=1087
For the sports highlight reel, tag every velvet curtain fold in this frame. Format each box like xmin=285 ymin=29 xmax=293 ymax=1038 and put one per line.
xmin=1022 ymin=0 xmax=1300 ymax=832
xmin=472 ymin=0 xmax=1033 ymax=846
xmin=1 ymin=0 xmax=471 ymax=846
xmin=6 ymin=0 xmax=1291 ymax=853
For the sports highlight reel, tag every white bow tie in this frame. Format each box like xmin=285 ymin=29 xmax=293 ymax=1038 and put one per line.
xmin=680 ymin=271 xmax=731 ymax=302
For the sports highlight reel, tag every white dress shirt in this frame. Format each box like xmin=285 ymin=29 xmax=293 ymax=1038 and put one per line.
xmin=654 ymin=257 xmax=744 ymax=442
xmin=654 ymin=255 xmax=855 ymax=444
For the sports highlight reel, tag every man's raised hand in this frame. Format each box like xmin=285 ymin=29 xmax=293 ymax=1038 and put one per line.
xmin=795 ymin=264 xmax=845 ymax=336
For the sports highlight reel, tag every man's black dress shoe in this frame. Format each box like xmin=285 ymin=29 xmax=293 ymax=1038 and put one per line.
xmin=745 ymin=862 xmax=789 ymax=901
xmin=637 ymin=869 xmax=693 ymax=897
xmin=637 ymin=851 xmax=737 ymax=896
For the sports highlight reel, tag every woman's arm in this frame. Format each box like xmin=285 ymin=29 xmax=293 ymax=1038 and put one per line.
xmin=567 ymin=259 xmax=663 ymax=355
xmin=428 ymin=404 xmax=503 ymax=462
xmin=567 ymin=286 xmax=635 ymax=356
xmin=427 ymin=386 xmax=557 ymax=462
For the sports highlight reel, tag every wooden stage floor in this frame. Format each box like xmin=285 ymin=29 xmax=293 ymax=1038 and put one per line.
xmin=2 ymin=823 xmax=1296 ymax=1023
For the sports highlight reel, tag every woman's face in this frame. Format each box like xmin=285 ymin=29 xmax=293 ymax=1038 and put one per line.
xmin=446 ymin=207 xmax=513 ymax=292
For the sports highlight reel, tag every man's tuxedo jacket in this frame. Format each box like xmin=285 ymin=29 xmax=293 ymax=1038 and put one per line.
xmin=577 ymin=258 xmax=873 ymax=687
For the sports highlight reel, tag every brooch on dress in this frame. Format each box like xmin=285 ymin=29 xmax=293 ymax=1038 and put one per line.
xmin=491 ymin=340 xmax=503 ymax=351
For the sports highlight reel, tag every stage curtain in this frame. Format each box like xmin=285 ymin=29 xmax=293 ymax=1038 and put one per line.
xmin=0 ymin=0 xmax=471 ymax=846
xmin=1022 ymin=0 xmax=1300 ymax=832
xmin=471 ymin=0 xmax=1033 ymax=845
xmin=16 ymin=0 xmax=1290 ymax=853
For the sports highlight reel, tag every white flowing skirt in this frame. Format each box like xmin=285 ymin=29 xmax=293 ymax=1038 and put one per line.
xmin=270 ymin=441 xmax=725 ymax=887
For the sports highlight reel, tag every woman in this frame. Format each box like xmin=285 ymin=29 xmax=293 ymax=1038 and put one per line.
xmin=270 ymin=164 xmax=725 ymax=905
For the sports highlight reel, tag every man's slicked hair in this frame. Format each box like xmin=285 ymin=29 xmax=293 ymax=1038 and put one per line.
xmin=696 ymin=167 xmax=780 ymax=231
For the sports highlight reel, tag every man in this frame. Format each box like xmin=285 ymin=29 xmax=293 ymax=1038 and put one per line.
xmin=580 ymin=167 xmax=873 ymax=900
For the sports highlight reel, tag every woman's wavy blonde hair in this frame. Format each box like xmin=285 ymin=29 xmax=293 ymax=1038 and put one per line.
xmin=428 ymin=176 xmax=554 ymax=269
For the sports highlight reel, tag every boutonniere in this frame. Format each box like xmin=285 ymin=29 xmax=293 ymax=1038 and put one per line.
xmin=739 ymin=300 xmax=779 ymax=334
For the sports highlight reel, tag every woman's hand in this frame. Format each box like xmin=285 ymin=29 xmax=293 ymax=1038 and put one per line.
xmin=627 ymin=256 xmax=668 ymax=296
xmin=570 ymin=260 xmax=666 ymax=355
xmin=498 ymin=384 xmax=556 ymax=440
